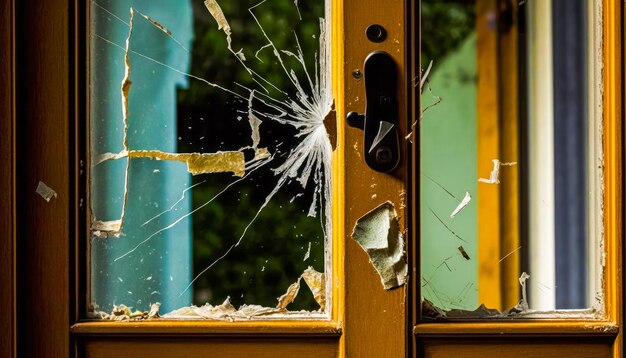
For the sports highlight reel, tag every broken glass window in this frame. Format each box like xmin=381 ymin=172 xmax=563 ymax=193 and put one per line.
xmin=420 ymin=0 xmax=599 ymax=319
xmin=89 ymin=0 xmax=332 ymax=319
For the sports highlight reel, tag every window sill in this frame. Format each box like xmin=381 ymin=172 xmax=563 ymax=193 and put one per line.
xmin=414 ymin=320 xmax=619 ymax=337
xmin=71 ymin=319 xmax=342 ymax=337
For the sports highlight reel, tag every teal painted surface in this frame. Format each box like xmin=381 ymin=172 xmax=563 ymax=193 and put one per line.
xmin=90 ymin=0 xmax=193 ymax=313
xmin=420 ymin=32 xmax=478 ymax=310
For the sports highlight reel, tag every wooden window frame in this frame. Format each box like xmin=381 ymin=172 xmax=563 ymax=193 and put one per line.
xmin=411 ymin=0 xmax=624 ymax=357
xmin=1 ymin=0 xmax=623 ymax=356
xmin=2 ymin=0 xmax=410 ymax=356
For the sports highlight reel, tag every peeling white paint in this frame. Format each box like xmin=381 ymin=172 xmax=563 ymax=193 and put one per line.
xmin=478 ymin=159 xmax=517 ymax=184
xmin=351 ymin=202 xmax=407 ymax=290
xmin=450 ymin=191 xmax=471 ymax=218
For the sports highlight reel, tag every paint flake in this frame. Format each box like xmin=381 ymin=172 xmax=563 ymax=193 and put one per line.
xmin=276 ymin=277 xmax=301 ymax=309
xmin=36 ymin=181 xmax=57 ymax=202
xmin=98 ymin=150 xmax=248 ymax=176
xmin=88 ymin=302 xmax=160 ymax=321
xmin=351 ymin=202 xmax=407 ymax=290
xmin=301 ymin=266 xmax=326 ymax=309
xmin=517 ymin=272 xmax=530 ymax=311
xmin=458 ymin=246 xmax=470 ymax=260
xmin=162 ymin=297 xmax=287 ymax=321
xmin=450 ymin=191 xmax=471 ymax=218
xmin=203 ymin=0 xmax=232 ymax=46
xmin=478 ymin=159 xmax=517 ymax=184
xmin=303 ymin=241 xmax=311 ymax=261
xmin=272 ymin=267 xmax=327 ymax=311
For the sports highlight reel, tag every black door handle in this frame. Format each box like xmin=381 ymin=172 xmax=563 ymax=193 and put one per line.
xmin=347 ymin=51 xmax=400 ymax=173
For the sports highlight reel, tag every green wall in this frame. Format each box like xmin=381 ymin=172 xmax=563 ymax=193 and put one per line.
xmin=420 ymin=32 xmax=478 ymax=310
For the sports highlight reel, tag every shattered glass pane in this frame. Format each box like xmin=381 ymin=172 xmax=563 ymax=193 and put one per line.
xmin=420 ymin=0 xmax=597 ymax=319
xmin=89 ymin=0 xmax=332 ymax=319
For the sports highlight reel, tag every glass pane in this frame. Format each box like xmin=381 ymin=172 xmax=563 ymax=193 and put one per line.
xmin=89 ymin=0 xmax=333 ymax=320
xmin=420 ymin=0 xmax=598 ymax=319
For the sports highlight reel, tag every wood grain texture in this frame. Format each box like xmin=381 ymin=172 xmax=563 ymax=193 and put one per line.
xmin=1 ymin=0 xmax=15 ymax=357
xmin=16 ymin=0 xmax=70 ymax=356
xmin=419 ymin=338 xmax=613 ymax=358
xmin=342 ymin=0 xmax=408 ymax=356
xmin=79 ymin=338 xmax=338 ymax=358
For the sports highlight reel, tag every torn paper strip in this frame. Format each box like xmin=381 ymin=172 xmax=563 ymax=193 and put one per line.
xmin=351 ymin=202 xmax=407 ymax=290
xmin=163 ymin=297 xmax=284 ymax=321
xmin=94 ymin=149 xmax=258 ymax=177
xmin=249 ymin=114 xmax=262 ymax=149
xmin=301 ymin=266 xmax=326 ymax=310
xmin=36 ymin=181 xmax=57 ymax=202
xmin=276 ymin=277 xmax=301 ymax=309
xmin=109 ymin=7 xmax=134 ymax=240
xmin=450 ymin=191 xmax=471 ymax=218
xmin=204 ymin=0 xmax=232 ymax=48
xmin=478 ymin=159 xmax=517 ymax=184
xmin=128 ymin=150 xmax=246 ymax=176
xmin=91 ymin=219 xmax=123 ymax=235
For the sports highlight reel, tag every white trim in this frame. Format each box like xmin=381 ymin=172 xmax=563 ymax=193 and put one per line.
xmin=587 ymin=0 xmax=604 ymax=313
xmin=527 ymin=0 xmax=556 ymax=311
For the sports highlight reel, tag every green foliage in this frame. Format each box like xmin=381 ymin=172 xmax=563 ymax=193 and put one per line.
xmin=190 ymin=176 xmax=325 ymax=310
xmin=176 ymin=0 xmax=326 ymax=311
xmin=421 ymin=0 xmax=476 ymax=68
xmin=178 ymin=0 xmax=324 ymax=106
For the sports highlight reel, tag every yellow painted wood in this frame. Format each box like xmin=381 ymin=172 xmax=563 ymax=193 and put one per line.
xmin=420 ymin=339 xmax=612 ymax=358
xmin=331 ymin=0 xmax=345 ymax=340
xmin=476 ymin=0 xmax=520 ymax=311
xmin=341 ymin=0 xmax=408 ymax=356
xmin=497 ymin=0 xmax=520 ymax=311
xmin=71 ymin=320 xmax=342 ymax=336
xmin=603 ymin=1 xmax=623 ymax=357
xmin=414 ymin=321 xmax=618 ymax=336
xmin=476 ymin=0 xmax=503 ymax=311
xmin=81 ymin=338 xmax=339 ymax=358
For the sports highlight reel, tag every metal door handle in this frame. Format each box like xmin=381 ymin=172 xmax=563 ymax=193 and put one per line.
xmin=347 ymin=51 xmax=400 ymax=173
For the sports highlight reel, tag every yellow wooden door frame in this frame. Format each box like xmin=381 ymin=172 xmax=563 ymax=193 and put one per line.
xmin=341 ymin=0 xmax=409 ymax=355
